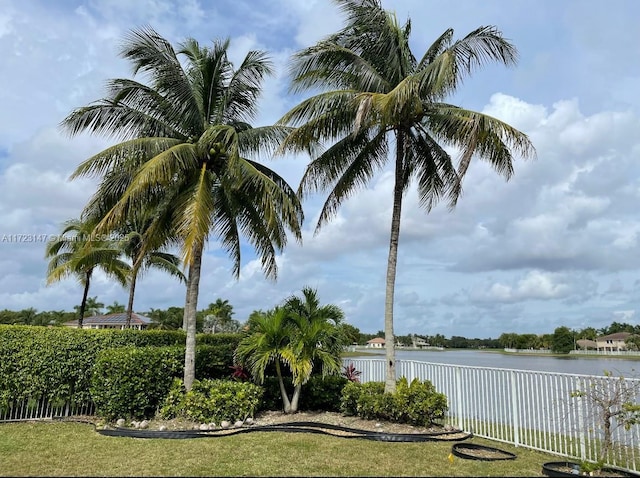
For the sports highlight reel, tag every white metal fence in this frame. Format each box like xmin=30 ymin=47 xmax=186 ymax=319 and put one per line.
xmin=344 ymin=358 xmax=640 ymax=471
xmin=0 ymin=398 xmax=94 ymax=422
xmin=570 ymin=350 xmax=640 ymax=356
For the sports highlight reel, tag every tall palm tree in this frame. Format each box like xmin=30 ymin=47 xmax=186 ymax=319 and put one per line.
xmin=62 ymin=27 xmax=303 ymax=389
xmin=237 ymin=287 xmax=346 ymax=413
xmin=279 ymin=0 xmax=535 ymax=392
xmin=46 ymin=219 xmax=130 ymax=327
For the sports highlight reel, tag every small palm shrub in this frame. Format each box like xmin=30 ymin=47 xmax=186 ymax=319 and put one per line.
xmin=341 ymin=377 xmax=447 ymax=426
xmin=160 ymin=379 xmax=263 ymax=423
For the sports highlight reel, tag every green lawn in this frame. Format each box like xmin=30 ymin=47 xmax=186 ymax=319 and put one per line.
xmin=0 ymin=421 xmax=557 ymax=476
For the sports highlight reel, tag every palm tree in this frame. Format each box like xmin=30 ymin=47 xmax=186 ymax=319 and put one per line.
xmin=46 ymin=219 xmax=130 ymax=327
xmin=279 ymin=0 xmax=535 ymax=392
xmin=146 ymin=306 xmax=184 ymax=330
xmin=62 ymin=27 xmax=303 ymax=389
xmin=79 ymin=296 xmax=105 ymax=317
xmin=116 ymin=214 xmax=185 ymax=327
xmin=105 ymin=301 xmax=125 ymax=314
xmin=202 ymin=298 xmax=235 ymax=333
xmin=236 ymin=287 xmax=346 ymax=413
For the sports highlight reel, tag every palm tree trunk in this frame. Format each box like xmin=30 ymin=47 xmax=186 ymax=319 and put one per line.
xmin=290 ymin=383 xmax=302 ymax=413
xmin=183 ymin=242 xmax=204 ymax=391
xmin=78 ymin=270 xmax=92 ymax=329
xmin=275 ymin=361 xmax=292 ymax=413
xmin=384 ymin=131 xmax=406 ymax=393
xmin=182 ymin=271 xmax=192 ymax=331
xmin=125 ymin=259 xmax=142 ymax=328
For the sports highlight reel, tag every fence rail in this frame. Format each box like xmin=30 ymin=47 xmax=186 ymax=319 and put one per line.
xmin=344 ymin=358 xmax=640 ymax=471
xmin=0 ymin=398 xmax=94 ymax=422
xmin=570 ymin=350 xmax=640 ymax=356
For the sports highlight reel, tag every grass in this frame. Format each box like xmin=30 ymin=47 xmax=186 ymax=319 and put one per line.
xmin=341 ymin=350 xmax=382 ymax=358
xmin=0 ymin=420 xmax=558 ymax=476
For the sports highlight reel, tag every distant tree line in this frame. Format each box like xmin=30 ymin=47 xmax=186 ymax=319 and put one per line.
xmin=3 ymin=303 xmax=638 ymax=353
xmin=355 ymin=331 xmax=500 ymax=349
xmin=0 ymin=297 xmax=240 ymax=333
xmin=499 ymin=322 xmax=640 ymax=354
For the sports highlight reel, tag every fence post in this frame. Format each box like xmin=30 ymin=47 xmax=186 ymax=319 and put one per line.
xmin=455 ymin=366 xmax=464 ymax=431
xmin=575 ymin=376 xmax=587 ymax=461
xmin=510 ymin=370 xmax=520 ymax=447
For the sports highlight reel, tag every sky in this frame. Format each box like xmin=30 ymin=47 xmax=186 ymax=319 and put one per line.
xmin=0 ymin=0 xmax=639 ymax=339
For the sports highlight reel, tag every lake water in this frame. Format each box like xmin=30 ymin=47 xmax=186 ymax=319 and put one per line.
xmin=351 ymin=348 xmax=640 ymax=377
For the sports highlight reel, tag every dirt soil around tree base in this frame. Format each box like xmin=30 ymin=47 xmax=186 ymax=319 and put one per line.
xmin=103 ymin=411 xmax=461 ymax=436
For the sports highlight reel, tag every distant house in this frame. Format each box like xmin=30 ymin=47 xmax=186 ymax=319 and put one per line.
xmin=414 ymin=337 xmax=429 ymax=348
xmin=366 ymin=337 xmax=385 ymax=348
xmin=63 ymin=313 xmax=153 ymax=331
xmin=595 ymin=332 xmax=631 ymax=352
xmin=576 ymin=339 xmax=597 ymax=350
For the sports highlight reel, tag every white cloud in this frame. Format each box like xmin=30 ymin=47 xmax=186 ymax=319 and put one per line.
xmin=469 ymin=271 xmax=573 ymax=303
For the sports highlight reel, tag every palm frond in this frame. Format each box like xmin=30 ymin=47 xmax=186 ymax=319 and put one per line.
xmin=299 ymin=128 xmax=388 ymax=231
xmin=121 ymin=26 xmax=201 ymax=134
xmin=70 ymin=137 xmax=181 ymax=179
xmin=278 ymin=91 xmax=360 ymax=153
xmin=224 ymin=49 xmax=273 ymax=122
xmin=176 ymin=163 xmax=216 ymax=265
xmin=145 ymin=252 xmax=186 ymax=282
xmin=406 ymin=125 xmax=457 ymax=211
xmin=425 ymin=104 xmax=535 ymax=206
xmin=450 ymin=26 xmax=518 ymax=75
xmin=289 ymin=41 xmax=390 ymax=94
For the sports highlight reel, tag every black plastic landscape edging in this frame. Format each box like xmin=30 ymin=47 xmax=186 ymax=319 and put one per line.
xmin=95 ymin=421 xmax=473 ymax=443
xmin=451 ymin=442 xmax=517 ymax=461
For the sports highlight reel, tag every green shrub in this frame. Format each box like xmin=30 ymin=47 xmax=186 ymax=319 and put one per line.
xmin=0 ymin=326 xmax=186 ymax=404
xmin=91 ymin=346 xmax=183 ymax=419
xmin=160 ymin=379 xmax=263 ymax=423
xmin=340 ymin=381 xmax=363 ymax=416
xmin=259 ymin=375 xmax=348 ymax=412
xmin=300 ymin=375 xmax=348 ymax=411
xmin=90 ymin=344 xmax=241 ymax=420
xmin=196 ymin=333 xmax=241 ymax=347
xmin=340 ymin=378 xmax=447 ymax=426
xmin=195 ymin=341 xmax=241 ymax=379
xmin=0 ymin=325 xmax=241 ymax=406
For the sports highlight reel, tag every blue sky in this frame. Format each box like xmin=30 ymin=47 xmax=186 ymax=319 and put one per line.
xmin=0 ymin=0 xmax=639 ymax=338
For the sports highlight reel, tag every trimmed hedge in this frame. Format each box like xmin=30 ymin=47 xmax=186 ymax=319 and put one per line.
xmin=0 ymin=325 xmax=241 ymax=408
xmin=91 ymin=347 xmax=183 ymax=419
xmin=89 ymin=343 xmax=242 ymax=419
xmin=340 ymin=377 xmax=448 ymax=426
xmin=260 ymin=375 xmax=348 ymax=412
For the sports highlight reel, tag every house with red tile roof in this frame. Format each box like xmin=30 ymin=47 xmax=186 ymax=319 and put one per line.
xmin=366 ymin=337 xmax=385 ymax=348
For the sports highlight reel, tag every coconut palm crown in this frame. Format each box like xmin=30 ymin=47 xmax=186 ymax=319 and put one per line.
xmin=62 ymin=27 xmax=304 ymax=389
xmin=279 ymin=0 xmax=536 ymax=392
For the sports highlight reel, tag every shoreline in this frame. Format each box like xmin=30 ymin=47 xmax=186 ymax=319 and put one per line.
xmin=343 ymin=347 xmax=640 ymax=361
